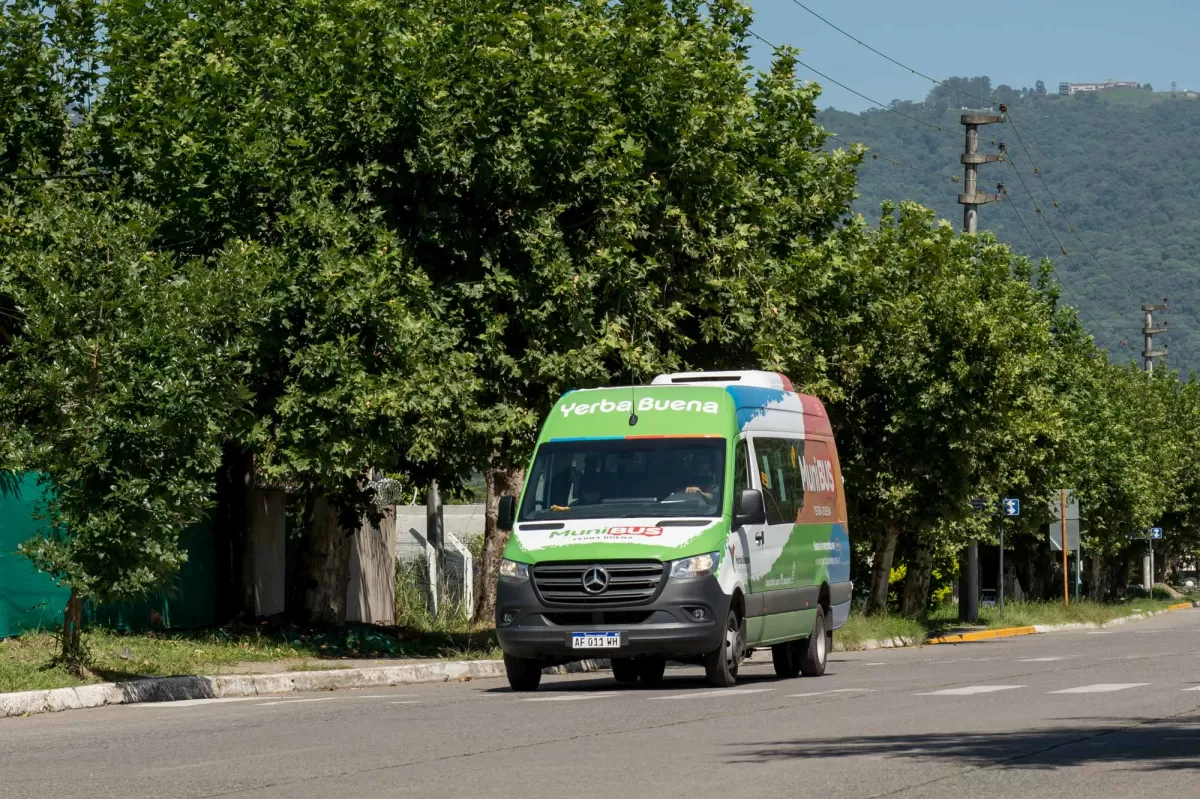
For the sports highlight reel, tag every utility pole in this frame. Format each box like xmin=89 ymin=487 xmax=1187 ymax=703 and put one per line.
xmin=1060 ymin=489 xmax=1069 ymax=607
xmin=1143 ymin=301 xmax=1168 ymax=373
xmin=958 ymin=110 xmax=1006 ymax=234
xmin=957 ymin=108 xmax=1005 ymax=624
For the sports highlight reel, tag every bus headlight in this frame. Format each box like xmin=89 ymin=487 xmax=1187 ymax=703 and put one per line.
xmin=670 ymin=552 xmax=719 ymax=580
xmin=499 ymin=559 xmax=530 ymax=583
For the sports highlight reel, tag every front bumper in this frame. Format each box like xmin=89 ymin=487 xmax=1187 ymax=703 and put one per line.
xmin=495 ymin=571 xmax=730 ymax=662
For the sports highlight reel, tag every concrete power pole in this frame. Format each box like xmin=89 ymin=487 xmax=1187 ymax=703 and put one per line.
xmin=957 ymin=110 xmax=1005 ymax=624
xmin=958 ymin=111 xmax=1006 ymax=234
xmin=1142 ymin=301 xmax=1168 ymax=373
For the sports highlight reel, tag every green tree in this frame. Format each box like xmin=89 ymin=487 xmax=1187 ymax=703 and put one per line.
xmin=0 ymin=189 xmax=265 ymax=663
xmin=85 ymin=0 xmax=862 ymax=619
xmin=764 ymin=203 xmax=1064 ymax=614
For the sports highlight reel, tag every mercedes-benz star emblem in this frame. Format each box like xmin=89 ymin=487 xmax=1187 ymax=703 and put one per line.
xmin=581 ymin=566 xmax=610 ymax=594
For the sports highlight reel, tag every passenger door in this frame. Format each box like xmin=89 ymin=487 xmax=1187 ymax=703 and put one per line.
xmin=749 ymin=435 xmax=811 ymax=641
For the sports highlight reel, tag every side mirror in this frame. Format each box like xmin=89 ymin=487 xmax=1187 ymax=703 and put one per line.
xmin=497 ymin=495 xmax=516 ymax=531
xmin=734 ymin=489 xmax=766 ymax=528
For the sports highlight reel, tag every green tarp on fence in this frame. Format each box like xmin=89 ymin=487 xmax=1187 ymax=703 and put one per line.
xmin=0 ymin=473 xmax=68 ymax=638
xmin=1 ymin=472 xmax=217 ymax=638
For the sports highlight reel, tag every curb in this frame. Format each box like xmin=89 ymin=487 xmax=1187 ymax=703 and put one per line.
xmin=839 ymin=600 xmax=1199 ymax=652
xmin=0 ymin=657 xmax=615 ymax=721
xmin=927 ymin=625 xmax=1038 ymax=645
xmin=832 ymin=635 xmax=922 ymax=652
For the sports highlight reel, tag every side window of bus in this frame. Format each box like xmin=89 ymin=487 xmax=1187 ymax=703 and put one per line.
xmin=752 ymin=437 xmax=804 ymax=525
xmin=734 ymin=439 xmax=750 ymax=496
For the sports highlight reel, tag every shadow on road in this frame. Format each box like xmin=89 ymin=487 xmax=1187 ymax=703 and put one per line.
xmin=484 ymin=666 xmax=813 ymax=694
xmin=726 ymin=714 xmax=1200 ymax=771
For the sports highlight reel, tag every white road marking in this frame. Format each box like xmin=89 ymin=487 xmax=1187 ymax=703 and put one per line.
xmin=1016 ymin=657 xmax=1064 ymax=662
xmin=521 ymin=694 xmax=616 ymax=702
xmin=129 ymin=697 xmax=261 ymax=709
xmin=659 ymin=688 xmax=775 ymax=700
xmin=1086 ymin=632 xmax=1115 ymax=635
xmin=256 ymin=697 xmax=341 ymax=706
xmin=1048 ymin=683 xmax=1151 ymax=694
xmin=1181 ymin=686 xmax=1200 ymax=692
xmin=861 ymin=663 xmax=888 ymax=667
xmin=788 ymin=688 xmax=875 ymax=698
xmin=354 ymin=694 xmax=415 ymax=699
xmin=915 ymin=685 xmax=1025 ymax=696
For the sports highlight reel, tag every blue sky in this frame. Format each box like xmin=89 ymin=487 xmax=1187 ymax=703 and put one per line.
xmin=746 ymin=0 xmax=1199 ymax=112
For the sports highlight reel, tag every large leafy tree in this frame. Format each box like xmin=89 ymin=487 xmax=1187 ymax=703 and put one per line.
xmin=0 ymin=188 xmax=265 ymax=662
xmin=762 ymin=203 xmax=1065 ymax=613
xmin=84 ymin=0 xmax=862 ymax=618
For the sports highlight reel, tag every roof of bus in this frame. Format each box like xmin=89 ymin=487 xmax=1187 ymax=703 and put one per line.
xmin=538 ymin=384 xmax=832 ymax=444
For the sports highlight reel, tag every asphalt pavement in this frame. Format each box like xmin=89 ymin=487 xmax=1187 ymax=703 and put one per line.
xmin=2 ymin=609 xmax=1199 ymax=799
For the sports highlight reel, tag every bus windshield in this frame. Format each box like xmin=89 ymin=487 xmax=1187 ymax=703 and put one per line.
xmin=518 ymin=438 xmax=726 ymax=521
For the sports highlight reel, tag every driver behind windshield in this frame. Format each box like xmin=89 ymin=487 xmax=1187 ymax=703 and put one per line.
xmin=682 ymin=454 xmax=720 ymax=503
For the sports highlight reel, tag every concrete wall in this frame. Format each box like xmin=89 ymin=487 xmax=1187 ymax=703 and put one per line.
xmin=394 ymin=504 xmax=481 ymax=616
xmin=394 ymin=505 xmax=484 ymax=560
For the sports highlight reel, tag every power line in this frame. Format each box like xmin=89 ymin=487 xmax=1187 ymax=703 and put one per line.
xmin=747 ymin=30 xmax=984 ymax=145
xmin=750 ymin=15 xmax=1151 ymax=357
xmin=1002 ymin=152 xmax=1128 ymax=320
xmin=1003 ymin=115 xmax=1142 ymax=298
xmin=826 ymin=134 xmax=961 ymax=182
xmin=771 ymin=2 xmax=1141 ymax=304
xmin=1000 ymin=189 xmax=1127 ymax=345
xmin=782 ymin=0 xmax=998 ymax=110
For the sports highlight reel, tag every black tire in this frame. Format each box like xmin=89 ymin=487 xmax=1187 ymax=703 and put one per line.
xmin=636 ymin=657 xmax=667 ymax=686
xmin=799 ymin=607 xmax=829 ymax=677
xmin=504 ymin=653 xmax=544 ymax=691
xmin=611 ymin=657 xmax=641 ymax=684
xmin=771 ymin=639 xmax=803 ymax=679
xmin=704 ymin=606 xmax=744 ymax=688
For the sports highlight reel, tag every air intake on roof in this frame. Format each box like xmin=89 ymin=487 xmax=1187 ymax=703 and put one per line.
xmin=650 ymin=370 xmax=793 ymax=391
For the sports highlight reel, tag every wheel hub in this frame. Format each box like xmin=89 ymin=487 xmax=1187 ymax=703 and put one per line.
xmin=725 ymin=619 xmax=745 ymax=667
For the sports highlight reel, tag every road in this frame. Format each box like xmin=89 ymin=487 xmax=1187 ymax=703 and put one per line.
xmin=3 ymin=609 xmax=1199 ymax=799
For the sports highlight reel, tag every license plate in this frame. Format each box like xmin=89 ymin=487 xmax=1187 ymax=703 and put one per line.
xmin=571 ymin=632 xmax=621 ymax=649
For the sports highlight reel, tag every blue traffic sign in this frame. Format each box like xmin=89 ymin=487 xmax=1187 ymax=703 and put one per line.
xmin=1151 ymin=527 xmax=1163 ymax=539
xmin=1003 ymin=498 xmax=1020 ymax=517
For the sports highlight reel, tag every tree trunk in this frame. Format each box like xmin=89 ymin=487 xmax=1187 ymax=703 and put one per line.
xmin=60 ymin=588 xmax=84 ymax=671
xmin=474 ymin=465 xmax=525 ymax=623
xmin=304 ymin=495 xmax=353 ymax=624
xmin=1091 ymin=554 xmax=1107 ymax=601
xmin=865 ymin=524 xmax=901 ymax=615
xmin=213 ymin=444 xmax=252 ymax=623
xmin=346 ymin=504 xmax=397 ymax=625
xmin=900 ymin=541 xmax=934 ymax=617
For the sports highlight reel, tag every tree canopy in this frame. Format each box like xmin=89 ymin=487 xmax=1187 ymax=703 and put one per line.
xmin=4 ymin=5 xmax=1200 ymax=656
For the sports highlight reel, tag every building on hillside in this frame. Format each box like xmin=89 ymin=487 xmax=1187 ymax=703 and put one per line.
xmin=1058 ymin=80 xmax=1140 ymax=95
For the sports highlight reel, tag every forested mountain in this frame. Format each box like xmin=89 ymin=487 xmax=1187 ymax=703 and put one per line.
xmin=819 ymin=78 xmax=1200 ymax=370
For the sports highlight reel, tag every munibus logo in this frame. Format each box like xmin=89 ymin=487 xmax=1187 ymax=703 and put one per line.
xmin=801 ymin=459 xmax=835 ymax=493
xmin=548 ymin=527 xmax=665 ymax=538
